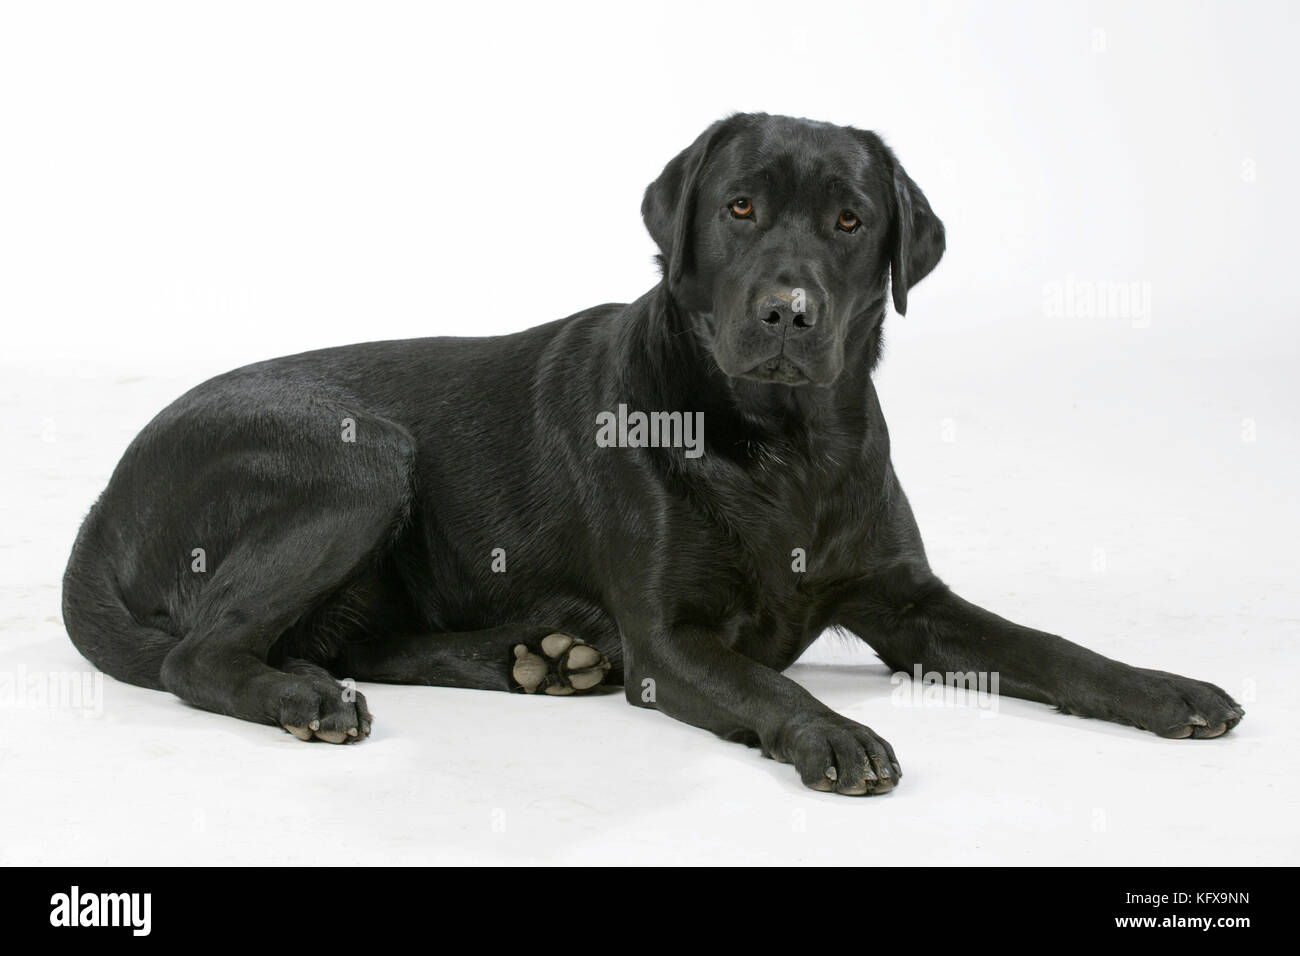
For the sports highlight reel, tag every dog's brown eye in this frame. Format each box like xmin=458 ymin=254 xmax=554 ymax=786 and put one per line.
xmin=731 ymin=198 xmax=754 ymax=218
xmin=837 ymin=210 xmax=859 ymax=231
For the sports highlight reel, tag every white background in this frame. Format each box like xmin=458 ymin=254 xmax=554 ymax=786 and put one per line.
xmin=2 ymin=0 xmax=1297 ymax=864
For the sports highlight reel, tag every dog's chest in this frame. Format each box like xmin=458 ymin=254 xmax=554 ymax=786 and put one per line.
xmin=685 ymin=463 xmax=877 ymax=664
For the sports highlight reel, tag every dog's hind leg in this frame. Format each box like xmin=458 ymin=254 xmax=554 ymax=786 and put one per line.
xmin=155 ymin=413 xmax=417 ymax=743
xmin=338 ymin=627 xmax=613 ymax=695
xmin=157 ymin=496 xmax=406 ymax=742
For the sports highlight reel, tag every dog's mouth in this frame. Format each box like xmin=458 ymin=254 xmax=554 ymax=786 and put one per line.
xmin=739 ymin=355 xmax=811 ymax=385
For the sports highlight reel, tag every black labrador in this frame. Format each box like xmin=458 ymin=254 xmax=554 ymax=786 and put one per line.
xmin=63 ymin=113 xmax=1242 ymax=795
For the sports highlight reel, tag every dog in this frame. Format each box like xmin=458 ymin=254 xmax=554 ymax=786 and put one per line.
xmin=63 ymin=112 xmax=1243 ymax=795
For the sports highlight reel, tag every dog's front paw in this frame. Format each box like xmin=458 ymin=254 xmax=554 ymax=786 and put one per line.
xmin=764 ymin=713 xmax=901 ymax=796
xmin=1064 ymin=667 xmax=1245 ymax=739
xmin=512 ymin=633 xmax=611 ymax=695
xmin=1125 ymin=669 xmax=1245 ymax=739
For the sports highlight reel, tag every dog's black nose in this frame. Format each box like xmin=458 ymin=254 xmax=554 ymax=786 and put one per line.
xmin=756 ymin=291 xmax=817 ymax=330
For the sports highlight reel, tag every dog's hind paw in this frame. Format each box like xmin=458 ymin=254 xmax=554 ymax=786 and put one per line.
xmin=512 ymin=633 xmax=611 ymax=695
xmin=278 ymin=662 xmax=373 ymax=743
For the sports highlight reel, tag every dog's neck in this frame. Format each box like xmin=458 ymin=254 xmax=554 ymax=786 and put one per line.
xmin=612 ymin=282 xmax=888 ymax=461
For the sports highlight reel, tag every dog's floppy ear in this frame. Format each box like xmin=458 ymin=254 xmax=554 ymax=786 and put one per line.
xmin=889 ymin=163 xmax=945 ymax=316
xmin=641 ymin=117 xmax=734 ymax=288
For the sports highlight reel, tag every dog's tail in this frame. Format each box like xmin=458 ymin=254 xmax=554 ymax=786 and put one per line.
xmin=62 ymin=508 xmax=178 ymax=691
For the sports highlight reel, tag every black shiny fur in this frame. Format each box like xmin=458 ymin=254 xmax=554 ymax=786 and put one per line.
xmin=63 ymin=113 xmax=1242 ymax=794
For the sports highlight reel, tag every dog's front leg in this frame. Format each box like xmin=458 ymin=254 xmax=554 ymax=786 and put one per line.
xmin=620 ymin=621 xmax=900 ymax=795
xmin=840 ymin=566 xmax=1244 ymax=738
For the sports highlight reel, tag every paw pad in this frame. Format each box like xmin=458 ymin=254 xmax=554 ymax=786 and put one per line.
xmin=512 ymin=633 xmax=610 ymax=695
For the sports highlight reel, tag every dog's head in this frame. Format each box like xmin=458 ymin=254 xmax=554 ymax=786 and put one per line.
xmin=642 ymin=113 xmax=944 ymax=387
